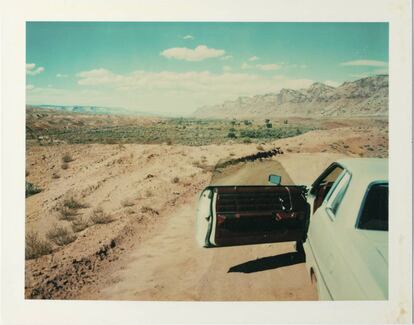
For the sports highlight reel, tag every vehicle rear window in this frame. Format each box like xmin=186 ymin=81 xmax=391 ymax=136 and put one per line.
xmin=358 ymin=183 xmax=388 ymax=231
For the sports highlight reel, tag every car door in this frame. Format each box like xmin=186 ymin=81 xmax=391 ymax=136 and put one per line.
xmin=196 ymin=185 xmax=310 ymax=247
xmin=305 ymin=167 xmax=352 ymax=299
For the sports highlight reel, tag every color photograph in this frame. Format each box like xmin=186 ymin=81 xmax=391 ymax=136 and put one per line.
xmin=24 ymin=21 xmax=390 ymax=301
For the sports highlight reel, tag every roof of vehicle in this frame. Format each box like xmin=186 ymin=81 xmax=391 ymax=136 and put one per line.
xmin=336 ymin=158 xmax=388 ymax=183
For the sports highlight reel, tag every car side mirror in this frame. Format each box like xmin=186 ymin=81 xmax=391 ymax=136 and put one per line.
xmin=268 ymin=174 xmax=282 ymax=185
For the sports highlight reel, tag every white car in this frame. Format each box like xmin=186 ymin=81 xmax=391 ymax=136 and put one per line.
xmin=195 ymin=158 xmax=388 ymax=300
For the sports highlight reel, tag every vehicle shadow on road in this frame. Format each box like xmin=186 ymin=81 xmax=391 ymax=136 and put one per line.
xmin=227 ymin=252 xmax=305 ymax=274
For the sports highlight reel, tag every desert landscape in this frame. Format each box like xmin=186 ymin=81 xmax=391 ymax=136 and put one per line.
xmin=25 ymin=75 xmax=388 ymax=300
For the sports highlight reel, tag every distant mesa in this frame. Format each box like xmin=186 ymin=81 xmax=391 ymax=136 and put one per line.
xmin=26 ymin=105 xmax=159 ymax=117
xmin=193 ymin=74 xmax=388 ymax=119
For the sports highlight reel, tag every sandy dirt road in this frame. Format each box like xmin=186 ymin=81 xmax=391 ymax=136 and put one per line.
xmin=82 ymin=153 xmax=344 ymax=301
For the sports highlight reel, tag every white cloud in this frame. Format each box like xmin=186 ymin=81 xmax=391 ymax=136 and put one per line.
xmin=340 ymin=60 xmax=388 ymax=67
xmin=220 ymin=55 xmax=233 ymax=61
xmin=26 ymin=84 xmax=35 ymax=90
xmin=323 ymin=80 xmax=340 ymax=87
xmin=256 ymin=63 xmax=280 ymax=71
xmin=182 ymin=35 xmax=194 ymax=40
xmin=248 ymin=56 xmax=259 ymax=61
xmin=242 ymin=62 xmax=281 ymax=71
xmin=26 ymin=63 xmax=45 ymax=76
xmin=65 ymin=68 xmax=314 ymax=114
xmin=222 ymin=65 xmax=232 ymax=72
xmin=160 ymin=45 xmax=226 ymax=61
xmin=241 ymin=62 xmax=252 ymax=70
xmin=56 ymin=73 xmax=68 ymax=78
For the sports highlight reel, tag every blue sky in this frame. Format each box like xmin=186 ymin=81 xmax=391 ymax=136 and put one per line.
xmin=26 ymin=22 xmax=388 ymax=116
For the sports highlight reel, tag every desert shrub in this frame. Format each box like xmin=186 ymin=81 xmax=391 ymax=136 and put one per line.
xmin=90 ymin=207 xmax=114 ymax=224
xmin=63 ymin=196 xmax=88 ymax=209
xmin=56 ymin=196 xmax=87 ymax=220
xmin=141 ymin=206 xmax=159 ymax=215
xmin=62 ymin=153 xmax=74 ymax=163
xmin=57 ymin=205 xmax=78 ymax=221
xmin=25 ymin=181 xmax=42 ymax=198
xmin=284 ymin=119 xmax=288 ymax=124
xmin=46 ymin=225 xmax=77 ymax=246
xmin=71 ymin=217 xmax=90 ymax=233
xmin=25 ymin=231 xmax=53 ymax=260
xmin=52 ymin=172 xmax=61 ymax=179
xmin=243 ymin=138 xmax=252 ymax=143
xmin=61 ymin=163 xmax=69 ymax=170
xmin=121 ymin=199 xmax=135 ymax=207
xmin=172 ymin=177 xmax=180 ymax=184
xmin=227 ymin=131 xmax=237 ymax=138
xmin=266 ymin=122 xmax=273 ymax=128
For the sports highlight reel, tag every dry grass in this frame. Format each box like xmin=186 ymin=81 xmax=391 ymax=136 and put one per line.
xmin=56 ymin=195 xmax=88 ymax=221
xmin=121 ymin=199 xmax=135 ymax=207
xmin=63 ymin=196 xmax=88 ymax=209
xmin=90 ymin=207 xmax=114 ymax=224
xmin=62 ymin=153 xmax=74 ymax=163
xmin=57 ymin=205 xmax=78 ymax=221
xmin=46 ymin=225 xmax=77 ymax=246
xmin=25 ymin=231 xmax=53 ymax=260
xmin=71 ymin=217 xmax=90 ymax=233
xmin=140 ymin=206 xmax=159 ymax=215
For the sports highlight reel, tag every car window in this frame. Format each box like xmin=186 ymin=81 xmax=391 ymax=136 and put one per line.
xmin=322 ymin=166 xmax=344 ymax=183
xmin=357 ymin=183 xmax=388 ymax=231
xmin=311 ymin=165 xmax=344 ymax=213
xmin=326 ymin=171 xmax=351 ymax=216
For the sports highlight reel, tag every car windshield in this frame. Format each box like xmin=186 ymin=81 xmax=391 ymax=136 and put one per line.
xmin=358 ymin=183 xmax=388 ymax=231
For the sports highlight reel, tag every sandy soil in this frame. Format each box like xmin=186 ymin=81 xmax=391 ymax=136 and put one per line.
xmin=25 ymin=124 xmax=387 ymax=300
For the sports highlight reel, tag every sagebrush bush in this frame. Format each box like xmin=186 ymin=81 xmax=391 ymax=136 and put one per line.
xmin=71 ymin=217 xmax=90 ymax=233
xmin=140 ymin=206 xmax=159 ymax=215
xmin=62 ymin=153 xmax=74 ymax=163
xmin=63 ymin=196 xmax=88 ymax=209
xmin=46 ymin=225 xmax=77 ymax=246
xmin=57 ymin=205 xmax=78 ymax=221
xmin=25 ymin=231 xmax=53 ymax=260
xmin=25 ymin=181 xmax=42 ymax=198
xmin=90 ymin=207 xmax=114 ymax=224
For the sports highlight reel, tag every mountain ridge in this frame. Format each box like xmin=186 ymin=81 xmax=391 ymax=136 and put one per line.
xmin=193 ymin=74 xmax=388 ymax=119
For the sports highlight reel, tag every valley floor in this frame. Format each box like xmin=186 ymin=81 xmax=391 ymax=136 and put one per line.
xmin=25 ymin=124 xmax=387 ymax=300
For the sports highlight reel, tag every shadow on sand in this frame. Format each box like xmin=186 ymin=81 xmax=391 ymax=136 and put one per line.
xmin=228 ymin=252 xmax=305 ymax=274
